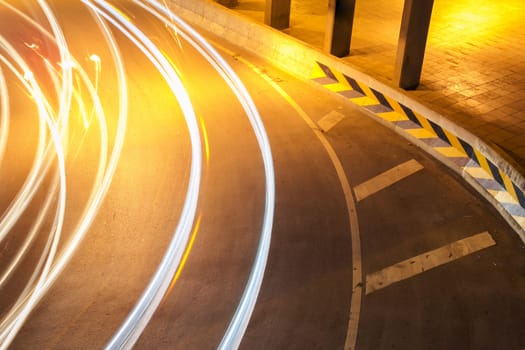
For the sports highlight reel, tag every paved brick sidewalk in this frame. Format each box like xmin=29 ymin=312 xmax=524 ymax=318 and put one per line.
xmin=234 ymin=0 xmax=525 ymax=169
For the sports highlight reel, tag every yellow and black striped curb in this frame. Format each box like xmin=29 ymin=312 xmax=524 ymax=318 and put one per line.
xmin=311 ymin=61 xmax=525 ymax=232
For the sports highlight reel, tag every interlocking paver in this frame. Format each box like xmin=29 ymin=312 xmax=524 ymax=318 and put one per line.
xmin=234 ymin=0 xmax=525 ymax=169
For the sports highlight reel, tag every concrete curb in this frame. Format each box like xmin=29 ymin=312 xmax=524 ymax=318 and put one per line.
xmin=170 ymin=0 xmax=525 ymax=241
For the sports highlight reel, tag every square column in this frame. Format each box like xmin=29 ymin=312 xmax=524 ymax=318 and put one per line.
xmin=265 ymin=0 xmax=291 ymax=29
xmin=394 ymin=0 xmax=434 ymax=90
xmin=324 ymin=0 xmax=356 ymax=57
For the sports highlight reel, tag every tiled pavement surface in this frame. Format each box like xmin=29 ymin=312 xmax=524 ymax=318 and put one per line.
xmin=233 ymin=0 xmax=525 ymax=169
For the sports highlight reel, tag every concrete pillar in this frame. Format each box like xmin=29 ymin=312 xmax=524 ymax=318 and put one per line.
xmin=394 ymin=0 xmax=434 ymax=90
xmin=265 ymin=0 xmax=291 ymax=29
xmin=324 ymin=0 xmax=356 ymax=57
xmin=216 ymin=0 xmax=238 ymax=8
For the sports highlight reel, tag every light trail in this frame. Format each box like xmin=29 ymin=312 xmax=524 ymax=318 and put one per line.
xmin=82 ymin=2 xmax=203 ymax=349
xmin=0 ymin=66 xmax=9 ymax=168
xmin=131 ymin=3 xmax=276 ymax=349
xmin=0 ymin=1 xmax=274 ymax=349
xmin=0 ymin=23 xmax=68 ymax=348
xmin=0 ymin=1 xmax=125 ymax=348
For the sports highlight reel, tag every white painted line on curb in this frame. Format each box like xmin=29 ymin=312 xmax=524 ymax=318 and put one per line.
xmin=366 ymin=231 xmax=496 ymax=295
xmin=317 ymin=110 xmax=346 ymax=132
xmin=354 ymin=159 xmax=424 ymax=202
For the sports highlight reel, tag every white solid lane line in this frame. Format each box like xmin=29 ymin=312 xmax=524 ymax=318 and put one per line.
xmin=366 ymin=231 xmax=496 ymax=295
xmin=317 ymin=110 xmax=346 ymax=132
xmin=354 ymin=159 xmax=424 ymax=202
xmin=259 ymin=78 xmax=362 ymax=350
xmin=217 ymin=51 xmax=363 ymax=350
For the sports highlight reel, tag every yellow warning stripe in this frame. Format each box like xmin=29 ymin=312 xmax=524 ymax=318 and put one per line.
xmin=332 ymin=69 xmax=351 ymax=88
xmin=377 ymin=111 xmax=409 ymax=122
xmin=310 ymin=61 xmax=525 ymax=231
xmin=351 ymin=96 xmax=379 ymax=106
xmin=325 ymin=82 xmax=353 ymax=93
xmin=384 ymin=95 xmax=408 ymax=117
xmin=406 ymin=128 xmax=437 ymax=139
xmin=355 ymin=81 xmax=379 ymax=106
xmin=473 ymin=149 xmax=492 ymax=175
xmin=435 ymin=146 xmax=469 ymax=158
xmin=501 ymin=172 xmax=518 ymax=200
xmin=443 ymin=130 xmax=468 ymax=157
xmin=310 ymin=62 xmax=329 ymax=80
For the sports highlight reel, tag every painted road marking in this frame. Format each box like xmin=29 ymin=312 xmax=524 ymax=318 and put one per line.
xmin=354 ymin=159 xmax=424 ymax=202
xmin=366 ymin=231 xmax=496 ymax=295
xmin=317 ymin=110 xmax=346 ymax=132
xmin=312 ymin=61 xmax=525 ymax=240
xmin=258 ymin=66 xmax=363 ymax=350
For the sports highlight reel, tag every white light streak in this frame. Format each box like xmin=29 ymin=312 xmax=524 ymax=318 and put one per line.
xmin=134 ymin=2 xmax=276 ymax=349
xmin=0 ymin=2 xmax=275 ymax=350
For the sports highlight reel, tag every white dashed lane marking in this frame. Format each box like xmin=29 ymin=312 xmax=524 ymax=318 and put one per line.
xmin=317 ymin=110 xmax=346 ymax=132
xmin=353 ymin=159 xmax=424 ymax=202
xmin=366 ymin=231 xmax=496 ymax=295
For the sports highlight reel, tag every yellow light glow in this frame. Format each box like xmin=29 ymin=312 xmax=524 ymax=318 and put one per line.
xmin=198 ymin=115 xmax=210 ymax=165
xmin=435 ymin=0 xmax=522 ymax=44
xmin=162 ymin=214 xmax=201 ymax=303
xmin=89 ymin=54 xmax=101 ymax=64
xmin=24 ymin=42 xmax=39 ymax=50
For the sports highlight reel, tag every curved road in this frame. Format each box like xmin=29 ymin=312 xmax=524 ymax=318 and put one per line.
xmin=0 ymin=1 xmax=524 ymax=349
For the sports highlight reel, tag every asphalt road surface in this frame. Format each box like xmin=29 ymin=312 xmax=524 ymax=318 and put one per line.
xmin=0 ymin=1 xmax=524 ymax=350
